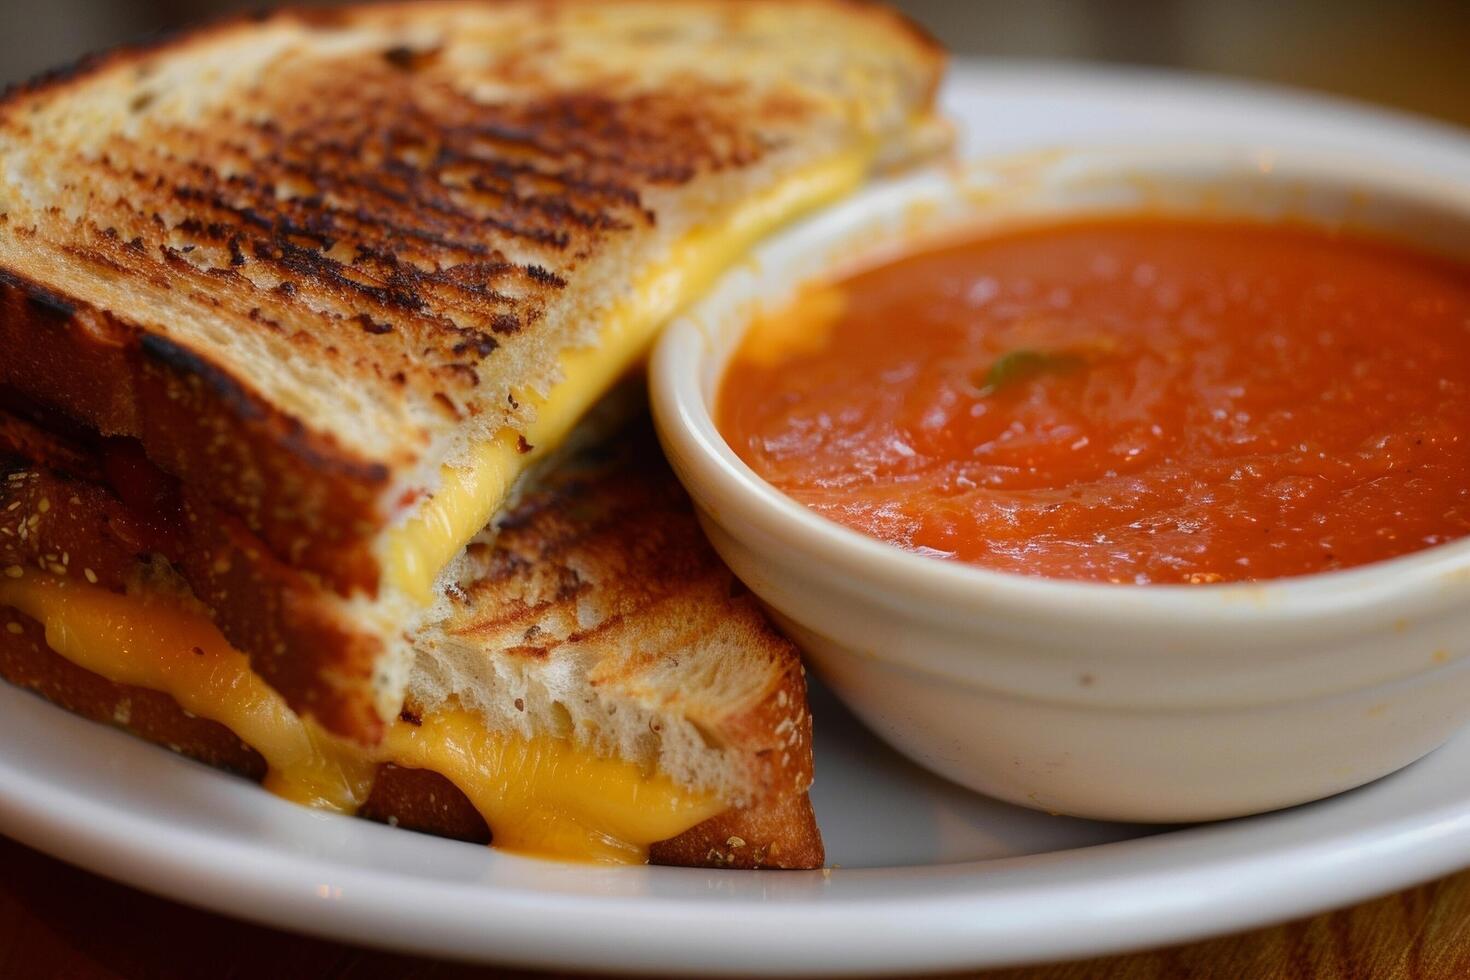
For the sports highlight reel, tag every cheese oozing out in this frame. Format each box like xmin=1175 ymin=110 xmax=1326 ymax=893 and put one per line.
xmin=0 ymin=573 xmax=723 ymax=864
xmin=0 ymin=150 xmax=876 ymax=859
xmin=381 ymin=148 xmax=874 ymax=604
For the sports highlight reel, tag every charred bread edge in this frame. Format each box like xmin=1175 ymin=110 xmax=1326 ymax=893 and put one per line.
xmin=0 ymin=269 xmax=388 ymax=594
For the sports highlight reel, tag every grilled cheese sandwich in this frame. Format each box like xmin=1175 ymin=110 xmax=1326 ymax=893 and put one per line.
xmin=0 ymin=0 xmax=946 ymax=741
xmin=0 ymin=0 xmax=947 ymax=869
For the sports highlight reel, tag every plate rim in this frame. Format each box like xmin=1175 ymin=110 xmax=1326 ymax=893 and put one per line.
xmin=6 ymin=725 xmax=1470 ymax=976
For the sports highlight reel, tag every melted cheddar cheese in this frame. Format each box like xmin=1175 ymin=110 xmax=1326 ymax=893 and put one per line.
xmin=0 ymin=575 xmax=377 ymax=811
xmin=384 ymin=711 xmax=724 ymax=864
xmin=382 ymin=148 xmax=874 ymax=604
xmin=0 ymin=574 xmax=720 ymax=864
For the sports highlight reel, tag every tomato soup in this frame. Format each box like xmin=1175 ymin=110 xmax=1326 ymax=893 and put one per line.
xmin=717 ymin=217 xmax=1470 ymax=584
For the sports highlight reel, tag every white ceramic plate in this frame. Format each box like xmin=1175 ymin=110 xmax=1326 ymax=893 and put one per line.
xmin=4 ymin=61 xmax=1470 ymax=977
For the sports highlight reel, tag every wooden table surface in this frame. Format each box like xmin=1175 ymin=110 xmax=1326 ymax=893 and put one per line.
xmin=5 ymin=834 xmax=1469 ymax=979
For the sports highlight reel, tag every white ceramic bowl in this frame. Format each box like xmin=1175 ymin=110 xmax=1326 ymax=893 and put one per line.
xmin=651 ymin=146 xmax=1470 ymax=823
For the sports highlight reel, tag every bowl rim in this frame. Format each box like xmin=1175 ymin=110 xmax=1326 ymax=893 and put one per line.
xmin=650 ymin=143 xmax=1470 ymax=631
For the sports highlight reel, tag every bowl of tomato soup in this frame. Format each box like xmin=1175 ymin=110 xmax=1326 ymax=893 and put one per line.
xmin=651 ymin=147 xmax=1470 ymax=822
xmin=719 ymin=216 xmax=1470 ymax=586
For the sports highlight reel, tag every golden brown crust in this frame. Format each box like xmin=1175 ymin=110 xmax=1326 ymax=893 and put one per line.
xmin=361 ymin=761 xmax=826 ymax=867
xmin=358 ymin=764 xmax=491 ymax=844
xmin=648 ymin=793 xmax=824 ymax=870
xmin=829 ymin=0 xmax=948 ymax=101
xmin=714 ymin=623 xmax=816 ymax=803
xmin=0 ymin=453 xmax=150 ymax=598
xmin=0 ymin=609 xmax=823 ymax=868
xmin=2 ymin=1 xmax=945 ymax=103
xmin=173 ymin=490 xmax=389 ymax=741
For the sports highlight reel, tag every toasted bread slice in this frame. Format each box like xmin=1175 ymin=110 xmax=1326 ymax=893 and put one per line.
xmin=0 ymin=410 xmax=823 ymax=867
xmin=0 ymin=1 xmax=945 ymax=741
xmin=416 ymin=412 xmax=815 ymax=814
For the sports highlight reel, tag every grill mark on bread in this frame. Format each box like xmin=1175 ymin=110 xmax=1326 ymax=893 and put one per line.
xmin=11 ymin=48 xmax=776 ymax=386
xmin=0 ymin=0 xmax=943 ymax=542
xmin=0 ymin=269 xmax=76 ymax=322
xmin=64 ymin=163 xmax=513 ymax=380
xmin=9 ymin=55 xmax=784 ymax=430
xmin=178 ymin=149 xmax=534 ymax=263
xmin=432 ymin=415 xmax=816 ymax=807
xmin=78 ymin=107 xmax=647 ymax=363
xmin=451 ymin=427 xmax=737 ymax=660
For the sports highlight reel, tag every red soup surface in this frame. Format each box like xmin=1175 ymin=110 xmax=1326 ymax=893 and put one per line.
xmin=717 ymin=217 xmax=1470 ymax=584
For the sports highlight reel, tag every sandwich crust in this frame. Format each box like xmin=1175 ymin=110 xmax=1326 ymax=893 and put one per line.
xmin=0 ymin=1 xmax=945 ymax=739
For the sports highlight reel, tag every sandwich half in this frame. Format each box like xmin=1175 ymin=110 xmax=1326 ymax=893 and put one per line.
xmin=0 ymin=0 xmax=946 ymax=743
xmin=0 ymin=400 xmax=823 ymax=866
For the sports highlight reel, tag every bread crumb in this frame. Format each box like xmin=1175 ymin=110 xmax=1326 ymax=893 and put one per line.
xmin=5 ymin=622 xmax=22 ymax=634
xmin=3 ymin=565 xmax=22 ymax=578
